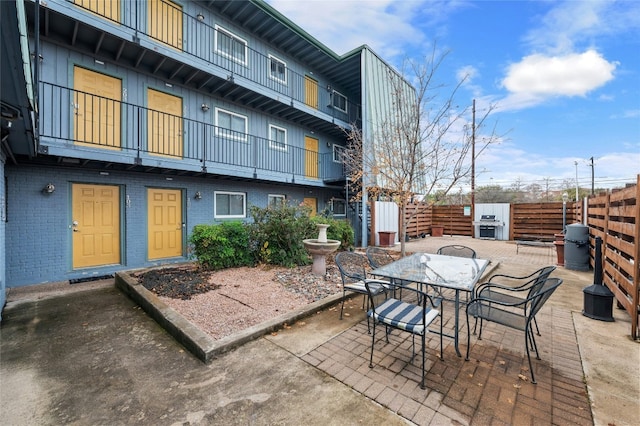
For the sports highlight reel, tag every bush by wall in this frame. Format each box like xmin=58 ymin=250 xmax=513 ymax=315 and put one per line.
xmin=189 ymin=221 xmax=253 ymax=270
xmin=249 ymin=202 xmax=316 ymax=267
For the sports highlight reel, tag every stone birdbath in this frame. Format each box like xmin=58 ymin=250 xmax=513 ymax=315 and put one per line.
xmin=303 ymin=224 xmax=341 ymax=275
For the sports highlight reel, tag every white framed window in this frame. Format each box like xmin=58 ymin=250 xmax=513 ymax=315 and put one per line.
xmin=214 ymin=25 xmax=248 ymax=65
xmin=215 ymin=107 xmax=248 ymax=141
xmin=268 ymin=124 xmax=287 ymax=151
xmin=214 ymin=191 xmax=246 ymax=218
xmin=331 ymin=90 xmax=347 ymax=113
xmin=331 ymin=199 xmax=346 ymax=216
xmin=332 ymin=144 xmax=345 ymax=163
xmin=268 ymin=194 xmax=286 ymax=208
xmin=268 ymin=54 xmax=287 ymax=84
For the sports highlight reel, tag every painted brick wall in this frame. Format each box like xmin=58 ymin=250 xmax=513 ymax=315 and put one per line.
xmin=0 ymin=153 xmax=6 ymax=316
xmin=5 ymin=164 xmax=342 ymax=287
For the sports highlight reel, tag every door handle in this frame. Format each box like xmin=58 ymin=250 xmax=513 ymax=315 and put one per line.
xmin=72 ymin=220 xmax=80 ymax=232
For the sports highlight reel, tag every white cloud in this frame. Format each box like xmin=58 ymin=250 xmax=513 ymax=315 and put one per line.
xmin=496 ymin=50 xmax=617 ymax=111
xmin=265 ymin=0 xmax=427 ymax=59
xmin=502 ymin=50 xmax=616 ymax=97
xmin=523 ymin=1 xmax=640 ymax=54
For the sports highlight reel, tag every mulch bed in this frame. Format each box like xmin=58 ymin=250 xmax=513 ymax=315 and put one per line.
xmin=136 ymin=266 xmax=220 ymax=300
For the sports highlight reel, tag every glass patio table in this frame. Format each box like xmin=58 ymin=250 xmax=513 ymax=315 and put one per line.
xmin=371 ymin=252 xmax=489 ymax=356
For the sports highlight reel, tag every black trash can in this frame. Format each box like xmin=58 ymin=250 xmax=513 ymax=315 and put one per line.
xmin=565 ymin=223 xmax=589 ymax=271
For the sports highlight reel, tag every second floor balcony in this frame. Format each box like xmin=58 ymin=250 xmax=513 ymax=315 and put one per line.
xmin=29 ymin=0 xmax=363 ymax=139
xmin=37 ymin=82 xmax=347 ymax=185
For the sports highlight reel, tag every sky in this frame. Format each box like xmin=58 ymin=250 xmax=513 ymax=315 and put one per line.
xmin=265 ymin=0 xmax=640 ymax=194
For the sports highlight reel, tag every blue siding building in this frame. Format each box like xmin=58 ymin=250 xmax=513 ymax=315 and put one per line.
xmin=1 ymin=0 xmax=405 ymax=310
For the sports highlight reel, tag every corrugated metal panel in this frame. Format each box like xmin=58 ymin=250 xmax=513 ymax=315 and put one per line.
xmin=361 ymin=49 xmax=417 ymax=191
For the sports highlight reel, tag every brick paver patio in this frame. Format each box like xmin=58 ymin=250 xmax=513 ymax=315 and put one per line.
xmin=302 ymin=236 xmax=593 ymax=425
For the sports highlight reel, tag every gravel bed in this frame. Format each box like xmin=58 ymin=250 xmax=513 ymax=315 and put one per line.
xmin=136 ymin=262 xmax=344 ymax=340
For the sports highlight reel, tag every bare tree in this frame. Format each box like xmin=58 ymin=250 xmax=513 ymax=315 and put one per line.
xmin=342 ymin=47 xmax=500 ymax=255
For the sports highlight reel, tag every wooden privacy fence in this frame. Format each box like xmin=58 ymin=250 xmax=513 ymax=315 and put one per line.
xmin=587 ymin=176 xmax=640 ymax=340
xmin=432 ymin=205 xmax=473 ymax=236
xmin=510 ymin=202 xmax=577 ymax=241
xmin=402 ymin=202 xmax=577 ymax=240
xmin=401 ymin=203 xmax=473 ymax=237
xmin=403 ymin=202 xmax=432 ymax=237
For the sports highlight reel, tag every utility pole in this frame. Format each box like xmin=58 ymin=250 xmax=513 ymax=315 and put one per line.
xmin=574 ymin=160 xmax=579 ymax=202
xmin=471 ymin=99 xmax=476 ymax=238
xmin=590 ymin=157 xmax=595 ymax=195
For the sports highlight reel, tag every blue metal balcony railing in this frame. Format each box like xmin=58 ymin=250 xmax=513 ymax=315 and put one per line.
xmin=65 ymin=0 xmax=361 ymax=125
xmin=39 ymin=81 xmax=346 ymax=182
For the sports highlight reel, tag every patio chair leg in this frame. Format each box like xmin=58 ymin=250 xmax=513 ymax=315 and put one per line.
xmin=525 ymin=328 xmax=536 ymax=384
xmin=420 ymin=333 xmax=426 ymax=390
xmin=532 ymin=316 xmax=541 ymax=336
xmin=465 ymin=312 xmax=471 ymax=361
xmin=528 ymin=329 xmax=540 ymax=359
xmin=369 ymin=322 xmax=376 ymax=368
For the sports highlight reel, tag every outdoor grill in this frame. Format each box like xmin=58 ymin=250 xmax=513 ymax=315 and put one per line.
xmin=474 ymin=214 xmax=502 ymax=239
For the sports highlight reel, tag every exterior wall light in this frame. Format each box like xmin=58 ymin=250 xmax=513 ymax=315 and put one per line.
xmin=194 ymin=191 xmax=202 ymax=200
xmin=43 ymin=183 xmax=55 ymax=194
xmin=197 ymin=13 xmax=205 ymax=22
xmin=201 ymin=103 xmax=210 ymax=112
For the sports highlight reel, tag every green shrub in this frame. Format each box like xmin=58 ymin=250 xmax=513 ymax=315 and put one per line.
xmin=189 ymin=222 xmax=253 ymax=270
xmin=249 ymin=202 xmax=315 ymax=267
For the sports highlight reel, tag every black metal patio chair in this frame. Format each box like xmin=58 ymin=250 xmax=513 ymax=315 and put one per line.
xmin=472 ymin=265 xmax=557 ymax=335
xmin=365 ymin=281 xmax=443 ymax=389
xmin=465 ymin=277 xmax=563 ymax=384
xmin=436 ymin=245 xmax=477 ymax=259
xmin=334 ymin=251 xmax=391 ymax=327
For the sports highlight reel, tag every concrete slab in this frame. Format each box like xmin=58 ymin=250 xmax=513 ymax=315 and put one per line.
xmin=0 ymin=285 xmax=405 ymax=425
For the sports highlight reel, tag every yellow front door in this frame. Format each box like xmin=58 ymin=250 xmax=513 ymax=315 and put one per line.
xmin=72 ymin=184 xmax=121 ymax=269
xmin=148 ymin=188 xmax=183 ymax=260
xmin=303 ymin=197 xmax=317 ymax=217
xmin=148 ymin=88 xmax=183 ymax=157
xmin=305 ymin=136 xmax=319 ymax=179
xmin=304 ymin=75 xmax=318 ymax=109
xmin=149 ymin=0 xmax=183 ymax=49
xmin=74 ymin=66 xmax=121 ymax=149
xmin=75 ymin=0 xmax=120 ymax=22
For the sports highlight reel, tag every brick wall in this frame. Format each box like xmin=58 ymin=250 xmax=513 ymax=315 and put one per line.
xmin=5 ymin=164 xmax=340 ymax=287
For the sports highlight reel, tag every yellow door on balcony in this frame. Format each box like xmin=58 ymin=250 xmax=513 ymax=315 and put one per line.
xmin=304 ymin=75 xmax=318 ymax=109
xmin=73 ymin=66 xmax=121 ymax=149
xmin=149 ymin=0 xmax=183 ymax=49
xmin=147 ymin=188 xmax=183 ymax=260
xmin=147 ymin=88 xmax=183 ymax=158
xmin=305 ymin=135 xmax=319 ymax=179
xmin=75 ymin=0 xmax=120 ymax=22
xmin=72 ymin=184 xmax=121 ymax=269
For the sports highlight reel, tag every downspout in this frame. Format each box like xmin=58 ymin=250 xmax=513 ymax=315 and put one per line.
xmin=360 ymin=50 xmax=368 ymax=248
